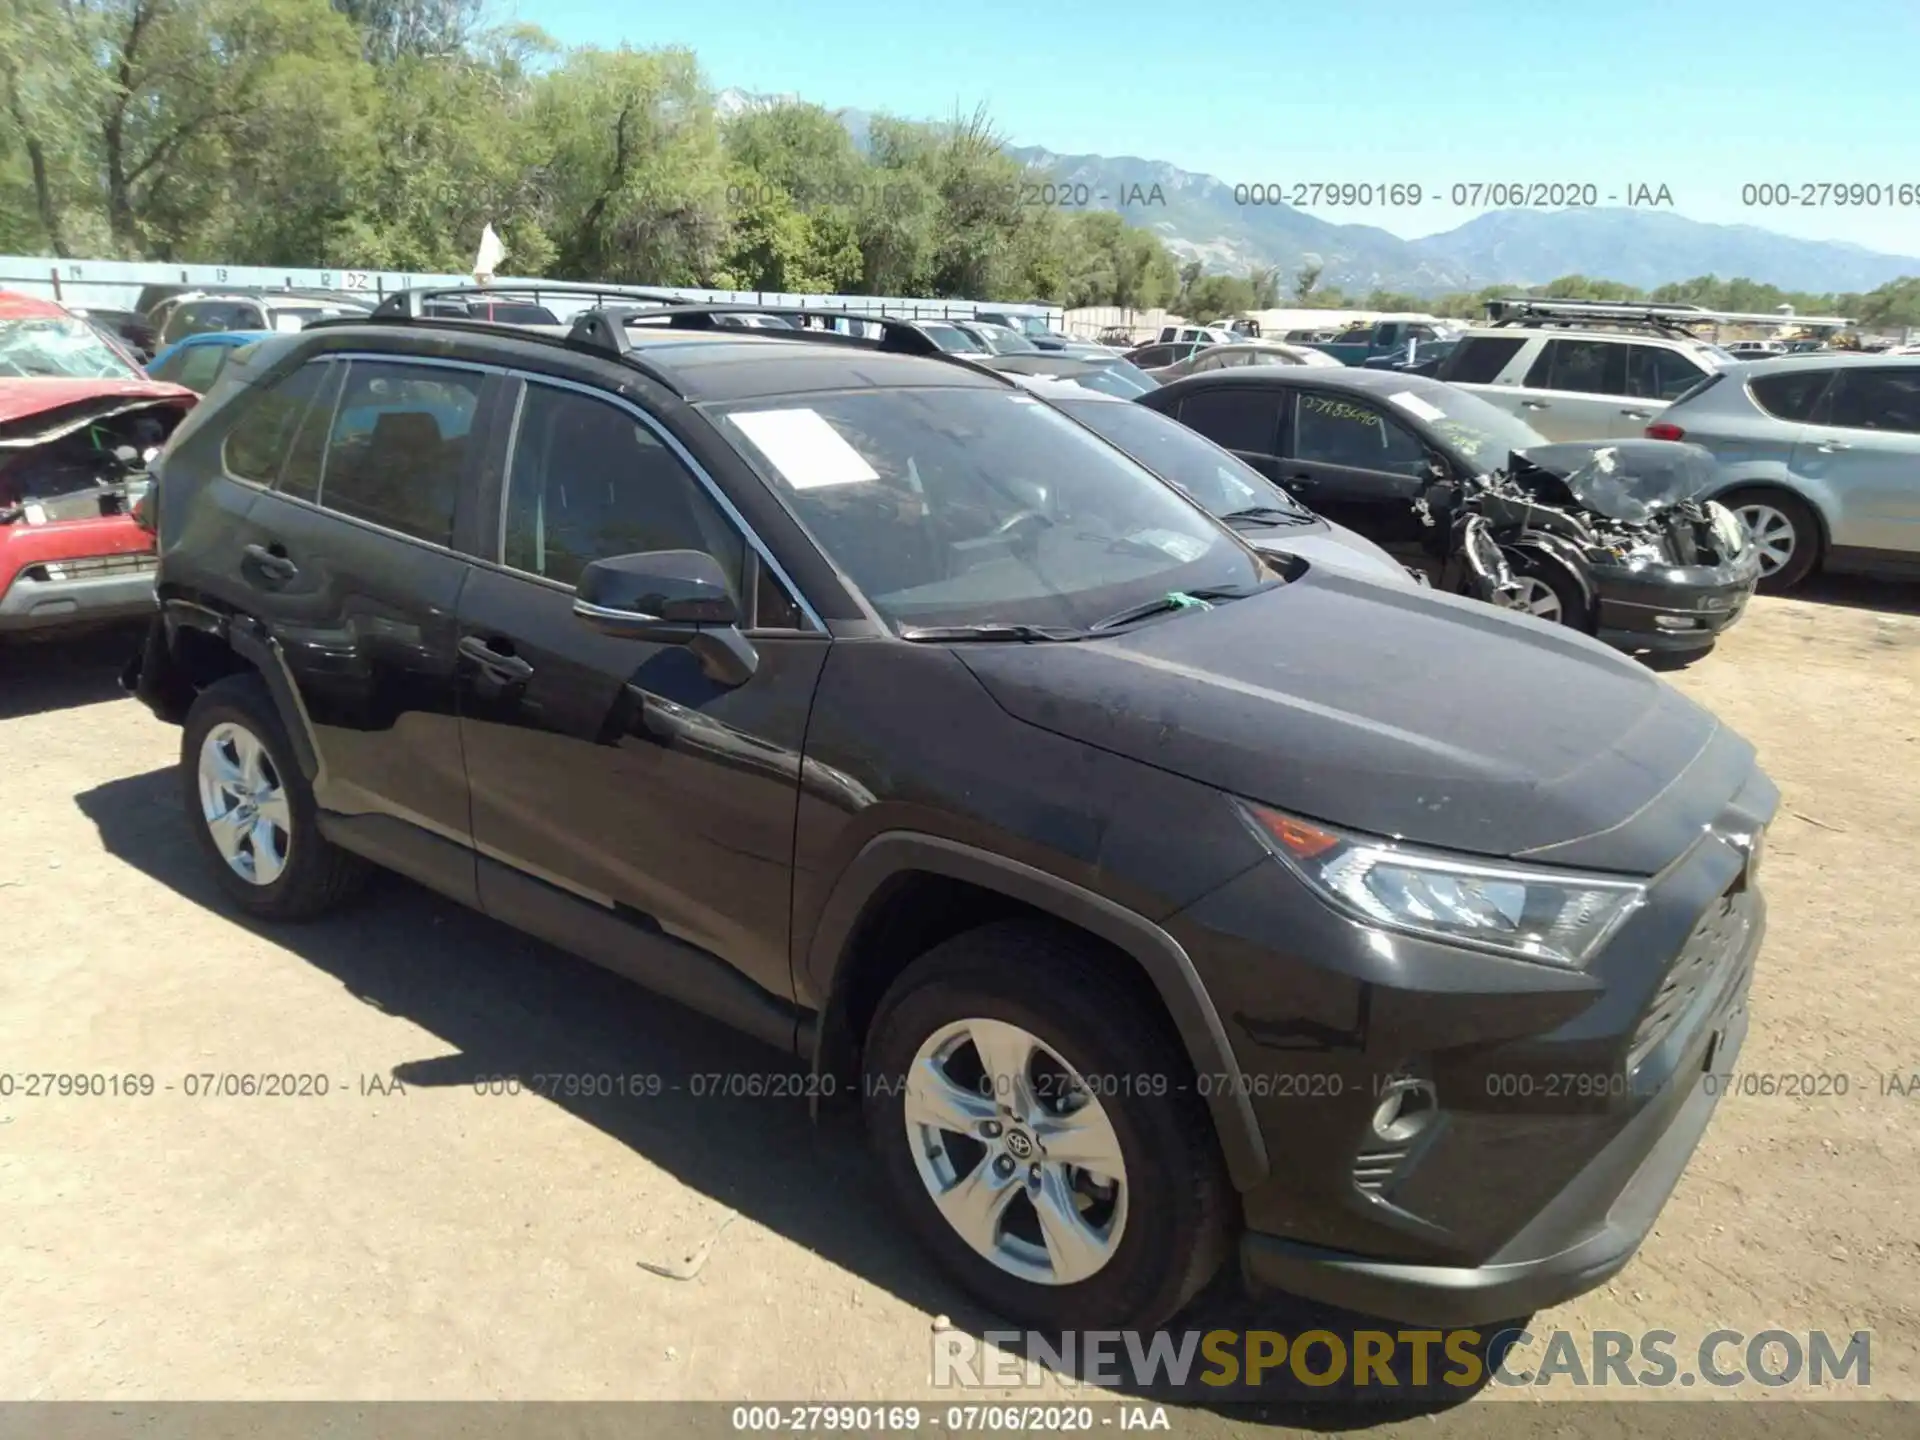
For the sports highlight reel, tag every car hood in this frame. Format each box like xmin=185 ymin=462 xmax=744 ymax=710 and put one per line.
xmin=1509 ymin=439 xmax=1721 ymax=522
xmin=0 ymin=379 xmax=197 ymax=440
xmin=955 ymin=563 xmax=1757 ymax=872
xmin=1246 ymin=520 xmax=1414 ymax=587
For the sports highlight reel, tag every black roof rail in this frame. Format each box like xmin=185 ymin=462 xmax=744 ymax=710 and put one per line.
xmin=569 ymin=302 xmax=949 ymax=358
xmin=302 ymin=296 xmax=1001 ymax=394
xmin=371 ymin=282 xmax=699 ymax=318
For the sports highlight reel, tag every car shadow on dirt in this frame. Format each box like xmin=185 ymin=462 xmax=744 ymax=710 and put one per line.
xmin=75 ymin=764 xmax=1506 ymax=1426
xmin=1793 ymin=573 xmax=1920 ymax=616
xmin=0 ymin=623 xmax=144 ymax=720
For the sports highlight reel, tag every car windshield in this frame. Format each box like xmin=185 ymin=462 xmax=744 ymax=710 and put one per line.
xmin=1068 ymin=361 xmax=1158 ymax=397
xmin=918 ymin=323 xmax=987 ymax=355
xmin=0 ymin=315 xmax=142 ymax=380
xmin=265 ymin=304 xmax=360 ymax=332
xmin=982 ymin=327 xmax=1039 ymax=354
xmin=1375 ymin=381 xmax=1548 ymax=470
xmin=713 ymin=387 xmax=1269 ymax=631
xmin=1054 ymin=397 xmax=1315 ymax=523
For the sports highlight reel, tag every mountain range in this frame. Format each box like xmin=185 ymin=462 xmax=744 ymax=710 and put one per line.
xmin=713 ymin=89 xmax=1920 ymax=297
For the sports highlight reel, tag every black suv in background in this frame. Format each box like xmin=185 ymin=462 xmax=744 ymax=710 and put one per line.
xmin=127 ymin=286 xmax=1774 ymax=1333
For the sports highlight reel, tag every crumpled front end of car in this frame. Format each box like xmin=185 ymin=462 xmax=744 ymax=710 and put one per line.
xmin=1585 ymin=498 xmax=1762 ymax=653
xmin=0 ymin=395 xmax=192 ymax=635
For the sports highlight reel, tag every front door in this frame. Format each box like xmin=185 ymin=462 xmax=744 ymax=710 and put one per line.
xmin=454 ymin=377 xmax=830 ymax=1015
xmin=1793 ymin=365 xmax=1920 ymax=553
xmin=1278 ymin=390 xmax=1433 ymax=540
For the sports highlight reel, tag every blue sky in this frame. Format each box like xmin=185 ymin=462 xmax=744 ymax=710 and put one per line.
xmin=518 ymin=0 xmax=1920 ymax=256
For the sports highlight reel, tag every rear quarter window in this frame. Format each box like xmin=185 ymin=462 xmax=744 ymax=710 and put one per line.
xmin=1748 ymin=368 xmax=1835 ymax=423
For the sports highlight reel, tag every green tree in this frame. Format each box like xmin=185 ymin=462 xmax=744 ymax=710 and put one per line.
xmin=528 ymin=45 xmax=728 ymax=284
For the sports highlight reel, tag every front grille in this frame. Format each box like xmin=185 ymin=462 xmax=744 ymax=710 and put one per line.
xmin=1628 ymin=886 xmax=1752 ymax=1071
xmin=21 ymin=553 xmax=157 ymax=583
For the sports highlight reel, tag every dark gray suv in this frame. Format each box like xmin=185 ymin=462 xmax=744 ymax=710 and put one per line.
xmin=125 ymin=287 xmax=1775 ymax=1333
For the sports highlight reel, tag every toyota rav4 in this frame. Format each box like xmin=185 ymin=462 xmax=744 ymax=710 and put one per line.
xmin=126 ymin=287 xmax=1775 ymax=1333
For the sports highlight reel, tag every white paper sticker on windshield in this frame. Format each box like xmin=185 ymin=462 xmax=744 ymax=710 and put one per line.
xmin=728 ymin=408 xmax=880 ymax=490
xmin=1386 ymin=390 xmax=1446 ymax=422
xmin=273 ymin=314 xmax=306 ymax=332
xmin=1130 ymin=528 xmax=1209 ymax=563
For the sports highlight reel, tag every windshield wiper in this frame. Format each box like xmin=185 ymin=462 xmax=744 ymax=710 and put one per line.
xmin=1220 ymin=505 xmax=1315 ymax=528
xmin=897 ymin=623 xmax=1085 ymax=643
xmin=1086 ymin=583 xmax=1270 ymax=634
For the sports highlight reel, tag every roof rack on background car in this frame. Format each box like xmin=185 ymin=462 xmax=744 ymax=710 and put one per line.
xmin=1484 ymin=297 xmax=1855 ymax=338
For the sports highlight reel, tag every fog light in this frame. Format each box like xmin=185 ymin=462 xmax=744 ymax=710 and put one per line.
xmin=1371 ymin=1078 xmax=1437 ymax=1142
xmin=1653 ymin=615 xmax=1703 ymax=631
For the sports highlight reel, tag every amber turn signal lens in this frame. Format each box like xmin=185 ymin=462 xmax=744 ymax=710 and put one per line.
xmin=1246 ymin=804 xmax=1341 ymax=859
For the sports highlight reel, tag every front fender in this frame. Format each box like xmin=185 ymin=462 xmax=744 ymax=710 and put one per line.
xmin=805 ymin=832 xmax=1271 ymax=1191
xmin=1505 ymin=532 xmax=1598 ymax=615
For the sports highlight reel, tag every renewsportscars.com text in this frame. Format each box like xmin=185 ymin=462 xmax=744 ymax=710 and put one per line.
xmin=932 ymin=1327 xmax=1871 ymax=1391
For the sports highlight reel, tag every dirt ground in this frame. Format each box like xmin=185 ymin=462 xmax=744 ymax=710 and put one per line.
xmin=1 ymin=578 xmax=1916 ymax=1430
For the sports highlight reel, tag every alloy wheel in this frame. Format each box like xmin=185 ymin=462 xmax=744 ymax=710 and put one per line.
xmin=1734 ymin=503 xmax=1796 ymax=578
xmin=196 ymin=721 xmax=292 ymax=886
xmin=903 ymin=1018 xmax=1128 ymax=1286
xmin=1513 ymin=576 xmax=1564 ymax=623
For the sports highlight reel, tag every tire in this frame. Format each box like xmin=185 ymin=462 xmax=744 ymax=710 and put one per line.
xmin=1720 ymin=487 xmax=1820 ymax=592
xmin=863 ymin=920 xmax=1233 ymax=1332
xmin=180 ymin=672 xmax=368 ymax=921
xmin=1507 ymin=548 xmax=1590 ymax=631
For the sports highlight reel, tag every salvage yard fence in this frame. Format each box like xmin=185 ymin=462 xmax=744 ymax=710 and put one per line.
xmin=0 ymin=256 xmax=1064 ymax=329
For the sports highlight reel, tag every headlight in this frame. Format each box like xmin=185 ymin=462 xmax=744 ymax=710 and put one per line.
xmin=1706 ymin=500 xmax=1747 ymax=555
xmin=1239 ymin=802 xmax=1645 ymax=969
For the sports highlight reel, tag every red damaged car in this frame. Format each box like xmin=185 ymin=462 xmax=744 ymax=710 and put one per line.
xmin=0 ymin=291 xmax=197 ymax=638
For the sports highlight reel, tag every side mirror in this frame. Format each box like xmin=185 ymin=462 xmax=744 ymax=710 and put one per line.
xmin=573 ymin=549 xmax=758 ymax=686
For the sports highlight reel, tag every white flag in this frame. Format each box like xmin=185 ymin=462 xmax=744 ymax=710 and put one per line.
xmin=473 ymin=223 xmax=507 ymax=284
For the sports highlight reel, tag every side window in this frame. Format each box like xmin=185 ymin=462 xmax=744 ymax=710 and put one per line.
xmin=1823 ymin=368 xmax=1920 ymax=434
xmin=753 ymin=560 xmax=806 ymax=630
xmin=502 ymin=382 xmax=747 ymax=597
xmin=1440 ymin=336 xmax=1526 ymax=383
xmin=1626 ymin=345 xmax=1708 ymax=401
xmin=1132 ymin=346 xmax=1174 ymax=368
xmin=1525 ymin=338 xmax=1629 ymax=395
xmin=1748 ymin=368 xmax=1833 ymax=423
xmin=316 ymin=361 xmax=482 ymax=546
xmin=1175 ymin=387 xmax=1284 ymax=454
xmin=221 ymin=359 xmax=334 ymax=485
xmin=148 ymin=349 xmax=188 ymax=385
xmin=278 ymin=361 xmax=346 ymax=503
xmin=174 ymin=344 xmax=232 ymax=394
xmin=1291 ymin=393 xmax=1427 ymax=475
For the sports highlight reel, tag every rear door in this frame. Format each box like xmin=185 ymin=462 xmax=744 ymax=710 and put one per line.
xmin=1499 ymin=337 xmax=1631 ymax=440
xmin=1168 ymin=384 xmax=1290 ymax=487
xmin=1621 ymin=344 xmax=1715 ymax=437
xmin=1793 ymin=366 xmax=1920 ymax=553
xmin=233 ymin=354 xmax=494 ymax=888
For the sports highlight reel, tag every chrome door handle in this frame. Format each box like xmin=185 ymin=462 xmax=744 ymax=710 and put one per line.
xmin=1620 ymin=408 xmax=1652 ymax=419
xmin=1817 ymin=440 xmax=1851 ymax=453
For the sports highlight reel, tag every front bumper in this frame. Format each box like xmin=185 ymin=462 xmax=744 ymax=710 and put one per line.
xmin=1171 ymin=764 xmax=1775 ymax=1327
xmin=1590 ymin=550 xmax=1761 ymax=654
xmin=1241 ymin=944 xmax=1753 ymax=1325
xmin=0 ymin=554 xmax=158 ymax=633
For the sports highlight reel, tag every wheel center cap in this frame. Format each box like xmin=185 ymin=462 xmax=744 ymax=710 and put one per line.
xmin=1004 ymin=1129 xmax=1035 ymax=1160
